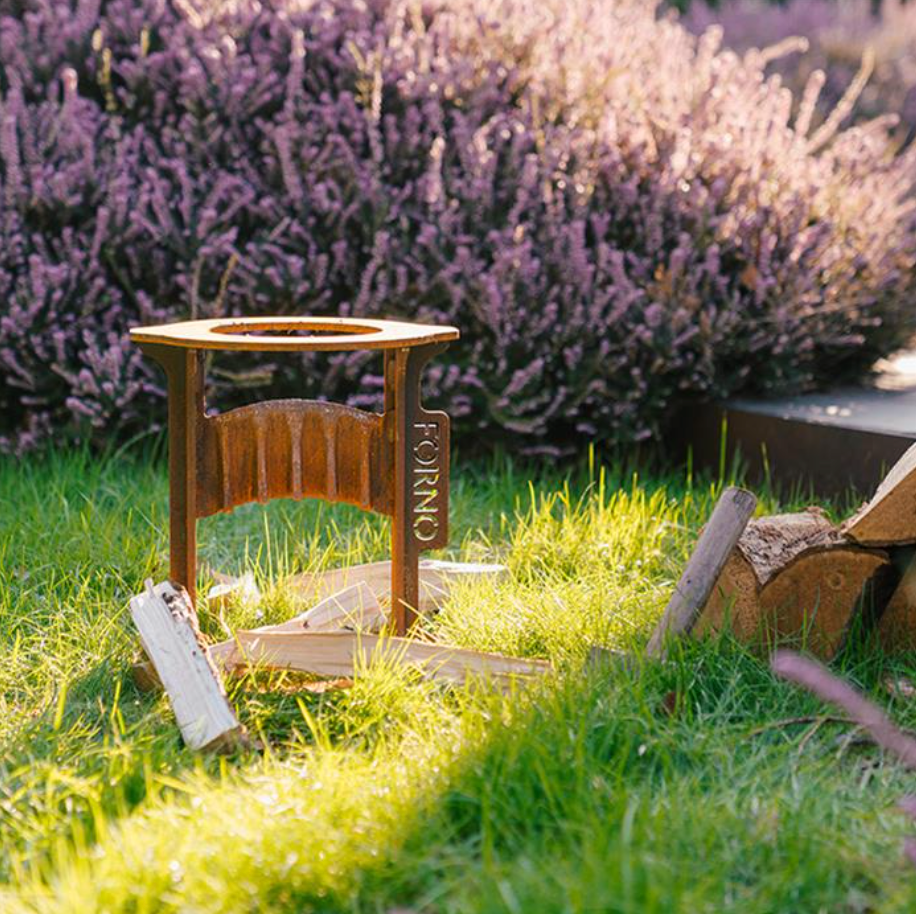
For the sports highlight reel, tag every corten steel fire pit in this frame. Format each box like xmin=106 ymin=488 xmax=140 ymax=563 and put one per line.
xmin=130 ymin=316 xmax=459 ymax=635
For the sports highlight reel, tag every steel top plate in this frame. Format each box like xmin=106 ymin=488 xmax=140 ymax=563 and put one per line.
xmin=130 ymin=316 xmax=459 ymax=352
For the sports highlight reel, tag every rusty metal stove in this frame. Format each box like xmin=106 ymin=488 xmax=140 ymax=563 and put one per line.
xmin=130 ymin=317 xmax=459 ymax=635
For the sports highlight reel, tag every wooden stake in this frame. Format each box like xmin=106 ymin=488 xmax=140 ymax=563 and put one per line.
xmin=647 ymin=486 xmax=757 ymax=659
xmin=129 ymin=580 xmax=244 ymax=751
xmin=221 ymin=629 xmax=550 ymax=688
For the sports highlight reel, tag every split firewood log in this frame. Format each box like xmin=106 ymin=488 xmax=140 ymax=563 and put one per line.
xmin=286 ymin=559 xmax=508 ymax=613
xmin=843 ymin=442 xmax=916 ymax=546
xmin=132 ymin=571 xmax=263 ymax=691
xmin=136 ymin=583 xmax=387 ymax=690
xmin=129 ymin=581 xmax=245 ymax=751
xmin=694 ymin=509 xmax=890 ymax=659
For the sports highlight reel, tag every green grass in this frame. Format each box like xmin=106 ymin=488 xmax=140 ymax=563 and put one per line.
xmin=2 ymin=447 xmax=916 ymax=912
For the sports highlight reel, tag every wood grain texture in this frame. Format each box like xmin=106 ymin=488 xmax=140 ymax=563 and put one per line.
xmin=876 ymin=548 xmax=916 ymax=652
xmin=149 ymin=584 xmax=384 ymax=685
xmin=295 ymin=582 xmax=386 ymax=632
xmin=128 ymin=581 xmax=243 ymax=750
xmin=647 ymin=486 xmax=757 ymax=658
xmin=129 ymin=316 xmax=459 ymax=351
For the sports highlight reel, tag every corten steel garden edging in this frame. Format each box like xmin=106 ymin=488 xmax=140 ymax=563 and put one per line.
xmin=130 ymin=317 xmax=460 ymax=635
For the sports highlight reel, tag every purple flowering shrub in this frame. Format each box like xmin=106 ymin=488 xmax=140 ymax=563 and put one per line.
xmin=683 ymin=0 xmax=916 ymax=147
xmin=2 ymin=0 xmax=916 ymax=453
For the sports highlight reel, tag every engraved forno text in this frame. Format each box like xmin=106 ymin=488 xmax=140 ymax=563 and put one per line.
xmin=412 ymin=421 xmax=441 ymax=542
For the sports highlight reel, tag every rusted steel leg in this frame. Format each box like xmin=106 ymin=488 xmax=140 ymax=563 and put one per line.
xmin=139 ymin=344 xmax=205 ymax=603
xmin=386 ymin=344 xmax=450 ymax=634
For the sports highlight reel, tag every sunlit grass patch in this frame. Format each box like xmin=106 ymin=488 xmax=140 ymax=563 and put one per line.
xmin=2 ymin=448 xmax=916 ymax=912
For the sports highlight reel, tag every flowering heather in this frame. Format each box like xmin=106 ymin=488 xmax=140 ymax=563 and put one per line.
xmin=1 ymin=0 xmax=916 ymax=453
xmin=683 ymin=0 xmax=916 ymax=146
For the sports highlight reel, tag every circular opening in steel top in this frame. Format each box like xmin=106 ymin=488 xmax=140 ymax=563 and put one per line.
xmin=213 ymin=320 xmax=383 ymax=338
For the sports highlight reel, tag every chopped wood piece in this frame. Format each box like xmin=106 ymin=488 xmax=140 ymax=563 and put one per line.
xmin=298 ymin=582 xmax=386 ymax=632
xmin=762 ymin=548 xmax=888 ymax=657
xmin=843 ymin=442 xmax=916 ymax=546
xmin=647 ymin=486 xmax=757 ymax=659
xmin=286 ymin=559 xmax=508 ymax=613
xmin=695 ymin=513 xmax=890 ymax=659
xmin=206 ymin=583 xmax=386 ymax=669
xmin=129 ymin=580 xmax=244 ymax=751
xmin=221 ymin=630 xmax=549 ymax=688
xmin=207 ymin=571 xmax=261 ymax=610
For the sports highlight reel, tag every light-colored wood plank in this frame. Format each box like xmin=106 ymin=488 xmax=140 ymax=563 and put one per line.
xmin=286 ymin=559 xmax=508 ymax=613
xmin=222 ymin=630 xmax=550 ymax=688
xmin=208 ymin=583 xmax=385 ymax=665
xmin=647 ymin=487 xmax=757 ymax=658
xmin=129 ymin=580 xmax=243 ymax=750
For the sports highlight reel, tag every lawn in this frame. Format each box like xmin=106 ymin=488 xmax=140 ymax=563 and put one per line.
xmin=2 ymin=448 xmax=916 ymax=912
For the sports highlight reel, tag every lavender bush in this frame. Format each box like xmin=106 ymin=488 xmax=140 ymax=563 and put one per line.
xmin=683 ymin=0 xmax=916 ymax=147
xmin=2 ymin=0 xmax=916 ymax=453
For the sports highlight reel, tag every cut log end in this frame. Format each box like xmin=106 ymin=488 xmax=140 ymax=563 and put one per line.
xmin=694 ymin=513 xmax=890 ymax=659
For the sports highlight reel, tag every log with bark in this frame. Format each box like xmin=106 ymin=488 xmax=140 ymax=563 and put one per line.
xmin=694 ymin=509 xmax=891 ymax=659
xmin=874 ymin=547 xmax=916 ymax=652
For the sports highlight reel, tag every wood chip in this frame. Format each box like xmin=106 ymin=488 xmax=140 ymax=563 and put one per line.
xmin=207 ymin=571 xmax=261 ymax=610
